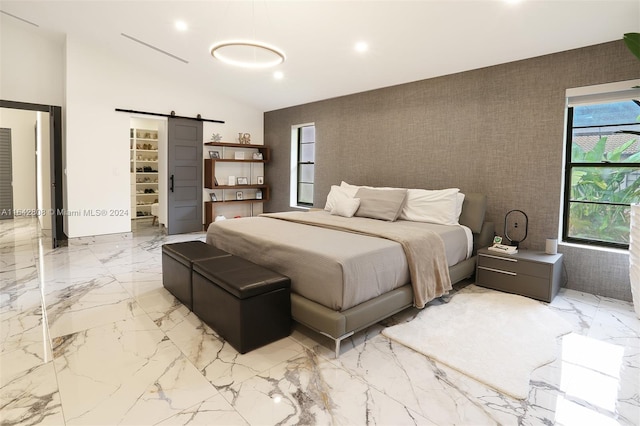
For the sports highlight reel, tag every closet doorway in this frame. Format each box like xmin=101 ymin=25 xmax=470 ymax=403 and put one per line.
xmin=130 ymin=117 xmax=167 ymax=231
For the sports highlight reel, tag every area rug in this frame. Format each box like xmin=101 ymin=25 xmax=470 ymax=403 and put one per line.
xmin=381 ymin=285 xmax=572 ymax=399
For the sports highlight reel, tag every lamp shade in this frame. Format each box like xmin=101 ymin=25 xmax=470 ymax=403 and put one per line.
xmin=629 ymin=204 xmax=640 ymax=319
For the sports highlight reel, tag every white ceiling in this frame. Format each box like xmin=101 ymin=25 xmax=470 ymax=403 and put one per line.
xmin=2 ymin=1 xmax=639 ymax=112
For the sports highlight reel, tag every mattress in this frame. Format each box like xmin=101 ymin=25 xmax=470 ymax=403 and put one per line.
xmin=206 ymin=211 xmax=472 ymax=311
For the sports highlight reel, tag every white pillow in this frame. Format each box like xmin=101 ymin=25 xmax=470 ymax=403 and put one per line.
xmin=456 ymin=193 xmax=465 ymax=221
xmin=339 ymin=181 xmax=361 ymax=197
xmin=340 ymin=183 xmax=465 ymax=224
xmin=331 ymin=197 xmax=361 ymax=218
xmin=400 ymin=188 xmax=460 ymax=225
xmin=324 ymin=185 xmax=354 ymax=211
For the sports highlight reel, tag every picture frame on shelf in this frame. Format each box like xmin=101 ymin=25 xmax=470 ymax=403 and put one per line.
xmin=256 ymin=190 xmax=263 ymax=200
xmin=252 ymin=152 xmax=263 ymax=160
xmin=214 ymin=177 xmax=219 ymax=186
xmin=257 ymin=176 xmax=264 ymax=185
xmin=237 ymin=177 xmax=248 ymax=185
xmin=209 ymin=150 xmax=220 ymax=159
xmin=210 ymin=193 xmax=217 ymax=202
xmin=236 ymin=191 xmax=243 ymax=201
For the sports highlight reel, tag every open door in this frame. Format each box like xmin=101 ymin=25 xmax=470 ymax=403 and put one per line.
xmin=167 ymin=117 xmax=202 ymax=235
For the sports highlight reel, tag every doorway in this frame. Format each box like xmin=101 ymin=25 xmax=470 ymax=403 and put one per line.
xmin=129 ymin=116 xmax=167 ymax=232
xmin=127 ymin=115 xmax=203 ymax=235
xmin=0 ymin=100 xmax=65 ymax=248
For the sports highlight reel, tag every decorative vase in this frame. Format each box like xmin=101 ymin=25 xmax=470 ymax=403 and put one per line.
xmin=630 ymin=204 xmax=640 ymax=319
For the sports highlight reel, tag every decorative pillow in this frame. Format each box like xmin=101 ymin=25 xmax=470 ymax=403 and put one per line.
xmin=324 ymin=185 xmax=354 ymax=211
xmin=341 ymin=181 xmax=404 ymax=194
xmin=331 ymin=197 xmax=361 ymax=218
xmin=354 ymin=188 xmax=408 ymax=221
xmin=339 ymin=181 xmax=361 ymax=197
xmin=400 ymin=188 xmax=460 ymax=225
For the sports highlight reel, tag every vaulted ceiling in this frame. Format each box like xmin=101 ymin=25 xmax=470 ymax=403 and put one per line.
xmin=2 ymin=1 xmax=638 ymax=111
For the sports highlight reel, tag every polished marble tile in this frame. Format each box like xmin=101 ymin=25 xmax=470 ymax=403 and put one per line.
xmin=219 ymin=350 xmax=435 ymax=426
xmin=1 ymin=304 xmax=52 ymax=379
xmin=1 ymin=217 xmax=639 ymax=426
xmin=45 ymin=275 xmax=146 ymax=339
xmin=156 ymin=394 xmax=249 ymax=425
xmin=52 ymin=315 xmax=218 ymax=425
xmin=0 ymin=361 xmax=65 ymax=426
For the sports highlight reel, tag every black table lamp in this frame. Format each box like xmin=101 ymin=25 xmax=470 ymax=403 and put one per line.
xmin=504 ymin=210 xmax=528 ymax=248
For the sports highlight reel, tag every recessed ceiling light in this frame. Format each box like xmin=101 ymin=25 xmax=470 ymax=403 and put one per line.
xmin=210 ymin=40 xmax=286 ymax=69
xmin=355 ymin=41 xmax=368 ymax=53
xmin=175 ymin=21 xmax=188 ymax=31
xmin=274 ymin=71 xmax=284 ymax=80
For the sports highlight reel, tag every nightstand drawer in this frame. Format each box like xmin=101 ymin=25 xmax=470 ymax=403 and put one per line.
xmin=477 ymin=253 xmax=550 ymax=279
xmin=477 ymin=267 xmax=549 ymax=301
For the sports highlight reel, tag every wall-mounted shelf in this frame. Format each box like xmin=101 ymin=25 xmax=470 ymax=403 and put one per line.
xmin=203 ymin=142 xmax=270 ymax=229
xmin=204 ymin=142 xmax=270 ymax=161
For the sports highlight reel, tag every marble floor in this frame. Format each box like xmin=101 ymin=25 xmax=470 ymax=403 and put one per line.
xmin=1 ymin=217 xmax=639 ymax=426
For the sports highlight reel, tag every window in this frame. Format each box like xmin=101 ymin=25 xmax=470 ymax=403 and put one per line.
xmin=291 ymin=124 xmax=315 ymax=207
xmin=564 ymin=99 xmax=640 ymax=248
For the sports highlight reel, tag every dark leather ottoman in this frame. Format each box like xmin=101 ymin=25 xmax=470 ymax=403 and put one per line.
xmin=162 ymin=241 xmax=230 ymax=310
xmin=192 ymin=255 xmax=291 ymax=354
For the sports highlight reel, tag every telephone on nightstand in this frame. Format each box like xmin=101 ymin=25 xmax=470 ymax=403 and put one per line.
xmin=488 ymin=236 xmax=518 ymax=254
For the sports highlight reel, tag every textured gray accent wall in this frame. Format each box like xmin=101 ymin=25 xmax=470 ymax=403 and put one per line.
xmin=264 ymin=40 xmax=640 ymax=301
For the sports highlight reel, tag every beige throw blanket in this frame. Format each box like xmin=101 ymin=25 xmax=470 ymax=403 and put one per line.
xmin=261 ymin=212 xmax=452 ymax=308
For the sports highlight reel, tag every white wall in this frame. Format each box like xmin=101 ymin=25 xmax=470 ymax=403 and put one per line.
xmin=0 ymin=108 xmax=37 ymax=211
xmin=64 ymin=35 xmax=264 ymax=237
xmin=0 ymin=16 xmax=64 ymax=105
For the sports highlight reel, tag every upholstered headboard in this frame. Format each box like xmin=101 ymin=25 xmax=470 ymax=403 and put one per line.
xmin=459 ymin=193 xmax=487 ymax=234
xmin=458 ymin=193 xmax=493 ymax=253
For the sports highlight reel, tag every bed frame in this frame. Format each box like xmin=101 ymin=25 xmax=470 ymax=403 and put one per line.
xmin=290 ymin=193 xmax=494 ymax=357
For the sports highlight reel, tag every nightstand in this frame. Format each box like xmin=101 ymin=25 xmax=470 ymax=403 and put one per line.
xmin=475 ymin=248 xmax=563 ymax=302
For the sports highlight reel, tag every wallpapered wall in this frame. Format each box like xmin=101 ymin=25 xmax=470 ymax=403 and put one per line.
xmin=264 ymin=40 xmax=640 ymax=301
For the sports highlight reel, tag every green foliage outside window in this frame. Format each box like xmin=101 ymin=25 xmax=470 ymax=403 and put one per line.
xmin=568 ymin=135 xmax=640 ymax=245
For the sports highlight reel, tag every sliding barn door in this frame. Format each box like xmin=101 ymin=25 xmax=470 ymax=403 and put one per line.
xmin=167 ymin=118 xmax=202 ymax=234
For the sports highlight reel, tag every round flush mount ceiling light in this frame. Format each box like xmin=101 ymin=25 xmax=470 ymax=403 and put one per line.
xmin=210 ymin=40 xmax=286 ymax=69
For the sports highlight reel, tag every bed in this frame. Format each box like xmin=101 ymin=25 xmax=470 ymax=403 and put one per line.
xmin=206 ymin=185 xmax=493 ymax=356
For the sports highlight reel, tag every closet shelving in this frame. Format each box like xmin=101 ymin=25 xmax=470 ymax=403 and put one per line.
xmin=130 ymin=128 xmax=159 ymax=219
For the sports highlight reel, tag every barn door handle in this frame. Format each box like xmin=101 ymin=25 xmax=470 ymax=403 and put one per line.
xmin=170 ymin=175 xmax=174 ymax=192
